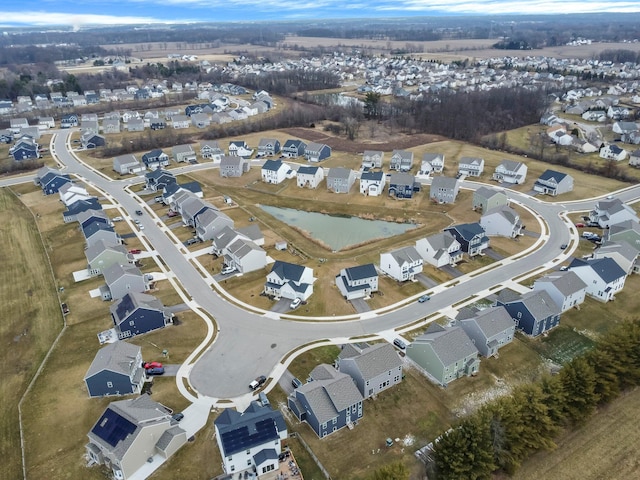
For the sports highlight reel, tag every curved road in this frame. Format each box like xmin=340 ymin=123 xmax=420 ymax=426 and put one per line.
xmin=13 ymin=129 xmax=640 ymax=403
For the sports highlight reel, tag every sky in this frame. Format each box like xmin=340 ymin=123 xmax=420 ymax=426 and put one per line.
xmin=0 ymin=0 xmax=639 ymax=28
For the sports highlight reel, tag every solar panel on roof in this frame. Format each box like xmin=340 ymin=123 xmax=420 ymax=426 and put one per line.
xmin=91 ymin=408 xmax=137 ymax=447
xmin=220 ymin=417 xmax=277 ymax=456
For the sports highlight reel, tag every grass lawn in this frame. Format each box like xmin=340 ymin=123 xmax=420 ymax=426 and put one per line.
xmin=0 ymin=188 xmax=65 ymax=480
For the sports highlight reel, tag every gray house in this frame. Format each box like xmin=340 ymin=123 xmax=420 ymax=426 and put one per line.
xmin=84 ymin=342 xmax=144 ymax=397
xmin=336 ymin=343 xmax=403 ymax=398
xmin=327 ymin=167 xmax=356 ymax=194
xmin=287 ymin=364 xmax=363 ymax=438
xmin=200 ymin=140 xmax=224 ymax=161
xmin=257 ymin=138 xmax=281 ymax=156
xmin=219 ymin=155 xmax=250 ymax=177
xmin=456 ymin=306 xmax=516 ymax=357
xmin=533 ymin=271 xmax=588 ymax=313
xmin=533 ymin=169 xmax=574 ymax=196
xmin=362 ymin=150 xmax=384 ymax=169
xmin=429 ymin=176 xmax=459 ymax=204
xmin=195 ymin=208 xmax=234 ymax=241
xmin=390 ymin=149 xmax=414 ymax=171
xmin=589 ymin=198 xmax=639 ymax=228
xmin=407 ymin=323 xmax=480 ymax=386
xmin=496 ymin=289 xmax=561 ymax=336
xmin=480 ymin=205 xmax=524 ymax=238
xmin=172 ymin=144 xmax=197 ymax=163
xmin=113 ymin=154 xmax=144 ymax=175
xmin=472 ymin=186 xmax=508 ymax=213
xmin=101 ymin=264 xmax=148 ymax=301
xmin=335 ymin=264 xmax=379 ymax=300
xmin=86 ymin=240 xmax=133 ymax=276
xmin=86 ymin=395 xmax=187 ymax=480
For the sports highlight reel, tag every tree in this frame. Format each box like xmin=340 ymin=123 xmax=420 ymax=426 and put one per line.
xmin=370 ymin=461 xmax=409 ymax=480
xmin=431 ymin=417 xmax=496 ymax=480
xmin=364 ymin=91 xmax=382 ymax=119
xmin=559 ymin=356 xmax=599 ymax=425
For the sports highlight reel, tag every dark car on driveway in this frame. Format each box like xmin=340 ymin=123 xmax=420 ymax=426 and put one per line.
xmin=172 ymin=412 xmax=184 ymax=422
xmin=146 ymin=367 xmax=165 ymax=375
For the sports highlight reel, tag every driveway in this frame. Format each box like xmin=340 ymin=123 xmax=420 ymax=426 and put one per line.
xmin=416 ymin=273 xmax=438 ymax=289
xmin=168 ymin=303 xmax=190 ymax=314
xmin=277 ymin=370 xmax=297 ymax=396
xmin=522 ymin=229 xmax=540 ymax=238
xmin=439 ymin=264 xmax=464 ymax=278
xmin=350 ymin=298 xmax=371 ymax=313
xmin=483 ymin=248 xmax=505 ymax=261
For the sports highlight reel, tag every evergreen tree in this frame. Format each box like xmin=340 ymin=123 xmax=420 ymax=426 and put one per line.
xmin=559 ymin=356 xmax=599 ymax=425
xmin=370 ymin=461 xmax=409 ymax=480
xmin=539 ymin=374 xmax=567 ymax=426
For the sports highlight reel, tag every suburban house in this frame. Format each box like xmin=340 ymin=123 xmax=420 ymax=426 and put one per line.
xmin=304 ymin=142 xmax=331 ymax=162
xmin=589 ymin=198 xmax=639 ymax=228
xmin=84 ymin=342 xmax=144 ymax=398
xmin=613 ymin=121 xmax=639 ymax=135
xmin=219 ymin=155 xmax=250 ymax=177
xmin=533 ymin=271 xmax=588 ymax=313
xmin=600 ymin=144 xmax=628 ymax=161
xmin=223 ymin=237 xmax=268 ymax=274
xmin=171 ymin=114 xmax=190 ymax=129
xmin=567 ymin=257 xmax=627 ymax=302
xmin=335 ymin=263 xmax=379 ymax=300
xmin=257 ymin=138 xmax=281 ymax=157
xmin=406 ymin=323 xmax=480 ymax=386
xmin=533 ymin=169 xmax=574 ymax=196
xmin=181 ymin=198 xmax=212 ymax=227
xmin=492 ymin=159 xmax=528 ymax=184
xmin=101 ymin=264 xmax=148 ymax=301
xmin=194 ymin=208 xmax=234 ymax=242
xmin=429 ymin=176 xmax=459 ymax=204
xmin=86 ymin=395 xmax=187 ymax=480
xmin=629 ymin=149 xmax=640 ymax=167
xmin=593 ymin=241 xmax=640 ymax=275
xmin=111 ymin=292 xmax=173 ymax=340
xmin=362 ymin=150 xmax=384 ymax=169
xmin=420 ymin=153 xmax=445 ymax=176
xmin=200 ymin=141 xmax=224 ymax=161
xmin=480 ymin=205 xmax=524 ymax=238
xmin=10 ymin=137 xmax=39 ymax=161
xmin=86 ymin=241 xmax=133 ymax=276
xmin=379 ymin=246 xmax=424 ymax=282
xmin=60 ymin=113 xmax=79 ymax=128
xmin=296 ymin=165 xmax=324 ymax=189
xmin=113 ymin=154 xmax=144 ymax=175
xmin=9 ymin=117 xmax=29 ymax=133
xmin=282 ymin=139 xmax=307 ymax=158
xmin=444 ymin=223 xmax=490 ymax=257
xmin=191 ymin=113 xmax=210 ymax=128
xmin=81 ymin=132 xmax=106 ymax=149
xmin=359 ymin=170 xmax=386 ymax=196
xmin=389 ymin=150 xmax=414 ymax=172
xmin=261 ymin=159 xmax=290 ymax=184
xmin=145 ymin=169 xmax=176 ymax=192
xmin=458 ymin=156 xmax=485 ymax=177
xmin=388 ymin=172 xmax=419 ymax=199
xmin=103 ymin=118 xmax=121 ymax=134
xmin=264 ymin=260 xmax=315 ymax=301
xmin=336 ymin=342 xmax=403 ymax=398
xmin=171 ymin=144 xmax=197 ymax=163
xmin=326 ymin=167 xmax=356 ymax=194
xmin=141 ymin=149 xmax=170 ymax=170
xmin=126 ymin=118 xmax=144 ymax=132
xmin=228 ymin=140 xmax=254 ymax=158
xmin=59 ymin=182 xmax=93 ymax=206
xmin=455 ymin=306 xmax=516 ymax=357
xmin=496 ymin=289 xmax=561 ymax=337
xmin=472 ymin=186 xmax=508 ymax=213
xmin=606 ymin=219 xmax=640 ymax=250
xmin=62 ymin=198 xmax=102 ymax=223
xmin=415 ymin=232 xmax=463 ymax=268
xmin=82 ymin=221 xmax=120 ymax=249
xmin=288 ymin=364 xmax=364 ymax=438
xmin=214 ymin=402 xmax=288 ymax=477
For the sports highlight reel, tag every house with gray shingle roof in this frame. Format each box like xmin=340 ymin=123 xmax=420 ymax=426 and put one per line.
xmin=415 ymin=232 xmax=463 ymax=268
xmin=533 ymin=169 xmax=574 ymax=196
xmin=86 ymin=240 xmax=133 ymax=276
xmin=327 ymin=167 xmax=356 ymax=194
xmin=337 ymin=343 xmax=403 ymax=398
xmin=390 ymin=149 xmax=414 ymax=172
xmin=264 ymin=260 xmax=315 ymax=301
xmin=194 ymin=208 xmax=234 ymax=242
xmin=456 ymin=306 xmax=516 ymax=358
xmin=200 ymin=140 xmax=224 ymax=161
xmin=533 ymin=271 xmax=587 ymax=313
xmin=287 ymin=364 xmax=363 ymax=438
xmin=84 ymin=341 xmax=144 ymax=397
xmin=380 ymin=245 xmax=423 ymax=282
xmin=458 ymin=156 xmax=484 ymax=177
xmin=171 ymin=144 xmax=196 ymax=163
xmin=407 ymin=323 xmax=480 ymax=386
xmin=419 ymin=153 xmax=445 ymax=176
xmin=101 ymin=264 xmax=148 ymax=301
xmin=496 ymin=289 xmax=561 ymax=336
xmin=257 ymin=138 xmax=281 ymax=157
xmin=589 ymin=198 xmax=639 ymax=228
xmin=296 ymin=165 xmax=324 ymax=189
xmin=86 ymin=394 xmax=187 ymax=480
xmin=567 ymin=257 xmax=627 ymax=302
xmin=593 ymin=241 xmax=639 ymax=275
xmin=606 ymin=219 xmax=640 ymax=250
xmin=362 ymin=150 xmax=384 ymax=169
xmin=429 ymin=176 xmax=459 ymax=204
xmin=359 ymin=170 xmax=386 ymax=196
xmin=110 ymin=292 xmax=173 ymax=340
xmin=335 ymin=264 xmax=378 ymax=300
xmin=113 ymin=154 xmax=144 ymax=175
xmin=492 ymin=159 xmax=527 ymax=184
xmin=219 ymin=155 xmax=250 ymax=177
xmin=480 ymin=205 xmax=524 ymax=238
xmin=304 ymin=142 xmax=331 ymax=162
xmin=472 ymin=186 xmax=508 ymax=213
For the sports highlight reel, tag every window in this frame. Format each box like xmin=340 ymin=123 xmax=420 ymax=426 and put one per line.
xmin=246 ymin=449 xmax=250 ymax=455
xmin=333 ymin=418 xmax=337 ymax=425
xmin=129 ymin=320 xmax=135 ymax=326
xmin=107 ymin=381 xmax=113 ymax=388
xmin=247 ymin=459 xmax=252 ymax=466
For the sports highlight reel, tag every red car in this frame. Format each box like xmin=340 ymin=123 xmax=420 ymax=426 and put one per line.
xmin=575 ymin=223 xmax=586 ymax=228
xmin=144 ymin=361 xmax=163 ymax=370
xmin=129 ymin=249 xmax=141 ymax=254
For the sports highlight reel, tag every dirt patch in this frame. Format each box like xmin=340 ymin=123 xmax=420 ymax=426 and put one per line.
xmin=281 ymin=126 xmax=445 ymax=153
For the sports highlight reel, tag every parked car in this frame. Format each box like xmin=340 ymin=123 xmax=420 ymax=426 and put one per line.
xmin=172 ymin=412 xmax=184 ymax=422
xmin=575 ymin=222 xmax=585 ymax=228
xmin=146 ymin=367 xmax=165 ymax=375
xmin=221 ymin=265 xmax=236 ymax=275
xmin=129 ymin=249 xmax=141 ymax=254
xmin=393 ymin=338 xmax=407 ymax=350
xmin=135 ymin=210 xmax=143 ymax=216
xmin=112 ymin=216 xmax=124 ymax=222
xmin=185 ymin=238 xmax=198 ymax=246
xmin=144 ymin=361 xmax=163 ymax=369
xmin=167 ymin=210 xmax=178 ymax=217
xmin=289 ymin=298 xmax=302 ymax=309
xmin=560 ymin=244 xmax=568 ymax=250
xmin=138 ymin=225 xmax=145 ymax=230
xmin=249 ymin=375 xmax=266 ymax=390
xmin=61 ymin=303 xmax=70 ymax=314
xmin=154 ymin=196 xmax=164 ymax=203
xmin=418 ymin=294 xmax=431 ymax=303
xmin=291 ymin=377 xmax=302 ymax=389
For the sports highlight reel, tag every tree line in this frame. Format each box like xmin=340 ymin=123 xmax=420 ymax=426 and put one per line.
xmin=428 ymin=319 xmax=640 ymax=479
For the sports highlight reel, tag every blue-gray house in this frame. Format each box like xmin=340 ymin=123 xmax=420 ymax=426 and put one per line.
xmin=62 ymin=198 xmax=102 ymax=223
xmin=388 ymin=172 xmax=419 ymax=199
xmin=288 ymin=364 xmax=363 ymax=438
xmin=496 ymin=289 xmax=561 ymax=337
xmin=110 ymin=292 xmax=173 ymax=340
xmin=83 ymin=342 xmax=144 ymax=398
xmin=444 ymin=223 xmax=490 ymax=257
xmin=282 ymin=139 xmax=307 ymax=158
xmin=39 ymin=171 xmax=72 ymax=195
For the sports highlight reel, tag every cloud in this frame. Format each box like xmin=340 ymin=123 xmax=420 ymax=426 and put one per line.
xmin=0 ymin=11 xmax=165 ymax=27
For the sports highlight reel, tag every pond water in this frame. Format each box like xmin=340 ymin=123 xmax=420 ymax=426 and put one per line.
xmin=259 ymin=205 xmax=418 ymax=251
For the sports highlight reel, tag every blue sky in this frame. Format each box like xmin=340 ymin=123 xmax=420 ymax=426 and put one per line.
xmin=1 ymin=0 xmax=639 ymax=28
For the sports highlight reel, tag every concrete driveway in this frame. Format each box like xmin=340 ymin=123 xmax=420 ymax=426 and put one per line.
xmin=416 ymin=273 xmax=438 ymax=288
